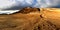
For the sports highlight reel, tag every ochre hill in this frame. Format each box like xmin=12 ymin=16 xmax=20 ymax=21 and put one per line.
xmin=0 ymin=7 xmax=60 ymax=30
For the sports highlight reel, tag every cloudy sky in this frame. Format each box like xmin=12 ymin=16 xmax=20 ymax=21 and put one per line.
xmin=0 ymin=0 xmax=60 ymax=14
xmin=0 ymin=0 xmax=60 ymax=10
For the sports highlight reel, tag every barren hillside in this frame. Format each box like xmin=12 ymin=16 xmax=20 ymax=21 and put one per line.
xmin=0 ymin=8 xmax=60 ymax=30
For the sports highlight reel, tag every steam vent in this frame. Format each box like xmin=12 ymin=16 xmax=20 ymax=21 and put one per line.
xmin=0 ymin=7 xmax=60 ymax=30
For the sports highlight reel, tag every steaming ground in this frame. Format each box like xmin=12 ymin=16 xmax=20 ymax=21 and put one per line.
xmin=0 ymin=10 xmax=19 ymax=14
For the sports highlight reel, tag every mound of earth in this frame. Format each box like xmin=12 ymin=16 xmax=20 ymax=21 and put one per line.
xmin=0 ymin=7 xmax=60 ymax=30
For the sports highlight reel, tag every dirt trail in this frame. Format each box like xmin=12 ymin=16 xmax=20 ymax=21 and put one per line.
xmin=41 ymin=8 xmax=60 ymax=28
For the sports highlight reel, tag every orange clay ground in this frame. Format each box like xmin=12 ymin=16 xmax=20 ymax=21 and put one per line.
xmin=0 ymin=8 xmax=60 ymax=30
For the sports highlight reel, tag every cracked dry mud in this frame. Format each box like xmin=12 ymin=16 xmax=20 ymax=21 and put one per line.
xmin=0 ymin=7 xmax=60 ymax=30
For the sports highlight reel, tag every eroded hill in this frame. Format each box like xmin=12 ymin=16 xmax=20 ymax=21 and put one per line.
xmin=0 ymin=7 xmax=60 ymax=30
